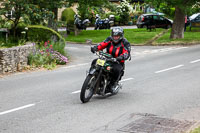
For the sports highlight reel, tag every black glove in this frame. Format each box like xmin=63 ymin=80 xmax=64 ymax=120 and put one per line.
xmin=116 ymin=56 xmax=123 ymax=61
xmin=91 ymin=46 xmax=98 ymax=53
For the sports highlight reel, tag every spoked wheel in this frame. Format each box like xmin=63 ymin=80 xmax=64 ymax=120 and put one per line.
xmin=80 ymin=74 xmax=96 ymax=103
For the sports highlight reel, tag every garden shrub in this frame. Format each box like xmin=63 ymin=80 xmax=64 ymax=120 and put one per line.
xmin=61 ymin=8 xmax=75 ymax=25
xmin=27 ymin=25 xmax=65 ymax=43
xmin=28 ymin=41 xmax=68 ymax=69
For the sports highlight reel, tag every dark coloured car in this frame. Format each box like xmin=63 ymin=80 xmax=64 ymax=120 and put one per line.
xmin=136 ymin=14 xmax=173 ymax=29
xmin=189 ymin=13 xmax=200 ymax=28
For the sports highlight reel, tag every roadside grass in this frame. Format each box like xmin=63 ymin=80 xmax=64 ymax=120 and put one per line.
xmin=155 ymin=28 xmax=200 ymax=45
xmin=65 ymin=28 xmax=164 ymax=45
xmin=190 ymin=127 xmax=200 ymax=133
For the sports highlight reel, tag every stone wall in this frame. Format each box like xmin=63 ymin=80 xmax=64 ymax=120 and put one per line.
xmin=0 ymin=43 xmax=34 ymax=74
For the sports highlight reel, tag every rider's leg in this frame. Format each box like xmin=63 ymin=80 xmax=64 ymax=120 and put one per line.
xmin=110 ymin=62 xmax=124 ymax=84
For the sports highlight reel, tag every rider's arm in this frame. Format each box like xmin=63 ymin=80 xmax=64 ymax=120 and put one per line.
xmin=119 ymin=39 xmax=131 ymax=60
xmin=96 ymin=37 xmax=112 ymax=50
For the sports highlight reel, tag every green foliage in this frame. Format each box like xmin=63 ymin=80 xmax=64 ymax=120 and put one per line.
xmin=27 ymin=25 xmax=65 ymax=43
xmin=28 ymin=51 xmax=57 ymax=69
xmin=0 ymin=17 xmax=13 ymax=29
xmin=69 ymin=0 xmax=109 ymax=19
xmin=190 ymin=127 xmax=200 ymax=133
xmin=28 ymin=41 xmax=68 ymax=69
xmin=61 ymin=8 xmax=75 ymax=25
xmin=0 ymin=37 xmax=26 ymax=48
xmin=145 ymin=0 xmax=199 ymax=39
xmin=50 ymin=41 xmax=67 ymax=56
xmin=104 ymin=2 xmax=118 ymax=12
xmin=115 ymin=16 xmax=121 ymax=22
xmin=0 ymin=0 xmax=69 ymax=36
xmin=156 ymin=28 xmax=200 ymax=44
xmin=146 ymin=0 xmax=199 ymax=16
xmin=57 ymin=21 xmax=67 ymax=27
xmin=116 ymin=0 xmax=131 ymax=24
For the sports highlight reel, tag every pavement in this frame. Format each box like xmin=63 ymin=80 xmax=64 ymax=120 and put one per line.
xmin=57 ymin=25 xmax=138 ymax=32
xmin=86 ymin=25 xmax=138 ymax=30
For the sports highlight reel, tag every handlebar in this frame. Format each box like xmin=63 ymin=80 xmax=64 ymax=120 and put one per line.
xmin=96 ymin=51 xmax=119 ymax=63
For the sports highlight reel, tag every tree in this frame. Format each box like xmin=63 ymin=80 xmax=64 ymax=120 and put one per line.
xmin=146 ymin=0 xmax=200 ymax=39
xmin=67 ymin=0 xmax=110 ymax=19
xmin=28 ymin=0 xmax=69 ymax=29
xmin=0 ymin=0 xmax=55 ymax=37
xmin=0 ymin=0 xmax=70 ymax=36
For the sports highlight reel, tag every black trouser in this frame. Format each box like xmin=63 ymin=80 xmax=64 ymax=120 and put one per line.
xmin=91 ymin=59 xmax=124 ymax=82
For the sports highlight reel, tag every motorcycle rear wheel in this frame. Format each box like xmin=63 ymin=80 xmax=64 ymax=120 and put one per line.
xmin=80 ymin=74 xmax=95 ymax=103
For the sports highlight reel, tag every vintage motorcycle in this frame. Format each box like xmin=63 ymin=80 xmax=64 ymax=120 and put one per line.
xmin=74 ymin=14 xmax=90 ymax=30
xmin=80 ymin=51 xmax=123 ymax=103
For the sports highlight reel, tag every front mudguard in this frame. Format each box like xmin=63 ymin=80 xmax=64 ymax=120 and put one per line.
xmin=89 ymin=68 xmax=96 ymax=75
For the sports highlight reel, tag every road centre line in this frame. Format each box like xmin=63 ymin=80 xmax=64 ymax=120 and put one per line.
xmin=119 ymin=78 xmax=134 ymax=82
xmin=71 ymin=90 xmax=81 ymax=94
xmin=62 ymin=63 xmax=90 ymax=69
xmin=155 ymin=65 xmax=184 ymax=74
xmin=190 ymin=59 xmax=200 ymax=64
xmin=71 ymin=78 xmax=133 ymax=94
xmin=0 ymin=104 xmax=35 ymax=116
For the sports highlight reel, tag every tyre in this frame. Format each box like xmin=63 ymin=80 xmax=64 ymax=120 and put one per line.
xmin=80 ymin=74 xmax=95 ymax=103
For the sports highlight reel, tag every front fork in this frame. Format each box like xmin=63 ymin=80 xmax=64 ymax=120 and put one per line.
xmin=87 ymin=67 xmax=108 ymax=95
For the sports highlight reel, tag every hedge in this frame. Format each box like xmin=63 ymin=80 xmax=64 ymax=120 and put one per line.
xmin=61 ymin=8 xmax=75 ymax=25
xmin=27 ymin=25 xmax=65 ymax=42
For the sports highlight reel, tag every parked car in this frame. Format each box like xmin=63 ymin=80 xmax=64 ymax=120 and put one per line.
xmin=136 ymin=14 xmax=173 ymax=29
xmin=189 ymin=13 xmax=200 ymax=28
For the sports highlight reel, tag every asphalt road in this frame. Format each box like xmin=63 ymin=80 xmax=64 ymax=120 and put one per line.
xmin=0 ymin=44 xmax=200 ymax=133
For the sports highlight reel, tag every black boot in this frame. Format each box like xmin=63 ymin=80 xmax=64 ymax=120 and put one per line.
xmin=110 ymin=81 xmax=119 ymax=94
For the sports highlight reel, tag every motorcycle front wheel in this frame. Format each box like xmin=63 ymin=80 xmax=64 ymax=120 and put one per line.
xmin=80 ymin=74 xmax=96 ymax=103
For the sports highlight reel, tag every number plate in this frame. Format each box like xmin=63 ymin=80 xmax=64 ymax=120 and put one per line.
xmin=96 ymin=59 xmax=105 ymax=66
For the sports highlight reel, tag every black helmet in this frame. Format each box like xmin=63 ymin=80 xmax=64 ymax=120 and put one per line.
xmin=111 ymin=27 xmax=124 ymax=43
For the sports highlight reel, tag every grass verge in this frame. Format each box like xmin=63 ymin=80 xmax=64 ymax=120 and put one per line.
xmin=154 ymin=28 xmax=200 ymax=45
xmin=65 ymin=28 xmax=164 ymax=45
xmin=190 ymin=127 xmax=200 ymax=133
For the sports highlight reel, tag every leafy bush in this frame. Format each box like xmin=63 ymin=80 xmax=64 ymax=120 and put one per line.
xmin=61 ymin=8 xmax=75 ymax=25
xmin=0 ymin=18 xmax=13 ymax=29
xmin=115 ymin=15 xmax=121 ymax=22
xmin=0 ymin=36 xmax=26 ymax=48
xmin=57 ymin=21 xmax=67 ymax=27
xmin=116 ymin=0 xmax=131 ymax=25
xmin=27 ymin=25 xmax=65 ymax=43
xmin=28 ymin=41 xmax=68 ymax=69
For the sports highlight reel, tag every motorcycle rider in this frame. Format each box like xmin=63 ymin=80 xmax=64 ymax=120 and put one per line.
xmin=91 ymin=27 xmax=131 ymax=93
xmin=95 ymin=14 xmax=101 ymax=30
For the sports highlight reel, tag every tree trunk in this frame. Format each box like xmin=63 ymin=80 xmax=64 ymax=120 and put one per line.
xmin=170 ymin=7 xmax=185 ymax=39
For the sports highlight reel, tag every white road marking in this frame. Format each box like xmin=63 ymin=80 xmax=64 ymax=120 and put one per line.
xmin=132 ymin=47 xmax=188 ymax=57
xmin=71 ymin=90 xmax=81 ymax=94
xmin=0 ymin=104 xmax=35 ymax=116
xmin=190 ymin=59 xmax=200 ymax=64
xmin=71 ymin=78 xmax=133 ymax=94
xmin=120 ymin=78 xmax=134 ymax=82
xmin=155 ymin=65 xmax=184 ymax=74
xmin=62 ymin=63 xmax=90 ymax=69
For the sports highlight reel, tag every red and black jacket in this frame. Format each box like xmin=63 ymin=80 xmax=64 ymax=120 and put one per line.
xmin=96 ymin=37 xmax=131 ymax=63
